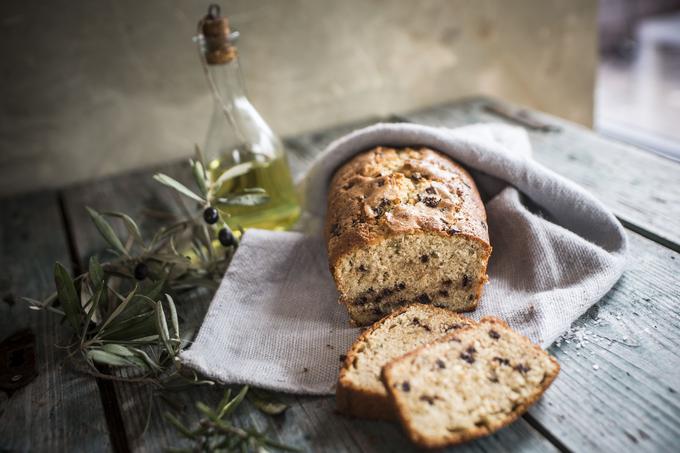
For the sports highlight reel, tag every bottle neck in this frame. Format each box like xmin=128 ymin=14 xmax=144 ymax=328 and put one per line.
xmin=206 ymin=57 xmax=247 ymax=106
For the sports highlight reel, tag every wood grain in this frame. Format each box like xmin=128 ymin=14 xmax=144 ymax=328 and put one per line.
xmin=0 ymin=192 xmax=111 ymax=452
xmin=398 ymin=97 xmax=680 ymax=250
xmin=536 ymin=231 xmax=680 ymax=452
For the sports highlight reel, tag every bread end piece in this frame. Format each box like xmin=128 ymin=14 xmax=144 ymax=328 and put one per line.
xmin=336 ymin=304 xmax=475 ymax=421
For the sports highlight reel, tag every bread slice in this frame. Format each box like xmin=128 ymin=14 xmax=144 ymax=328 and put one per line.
xmin=336 ymin=304 xmax=475 ymax=420
xmin=381 ymin=317 xmax=560 ymax=448
xmin=326 ymin=147 xmax=492 ymax=326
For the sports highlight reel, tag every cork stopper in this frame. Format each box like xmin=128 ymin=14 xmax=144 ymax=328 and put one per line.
xmin=200 ymin=4 xmax=237 ymax=65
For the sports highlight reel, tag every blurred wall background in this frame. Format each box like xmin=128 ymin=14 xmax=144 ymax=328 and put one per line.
xmin=0 ymin=0 xmax=597 ymax=196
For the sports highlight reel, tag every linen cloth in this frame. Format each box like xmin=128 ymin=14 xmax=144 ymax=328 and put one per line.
xmin=180 ymin=123 xmax=628 ymax=394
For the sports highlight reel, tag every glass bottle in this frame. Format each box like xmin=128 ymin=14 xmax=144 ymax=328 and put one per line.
xmin=196 ymin=5 xmax=300 ymax=231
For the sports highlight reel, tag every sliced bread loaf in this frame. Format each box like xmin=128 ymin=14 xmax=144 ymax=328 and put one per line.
xmin=337 ymin=304 xmax=475 ymax=420
xmin=381 ymin=317 xmax=560 ymax=448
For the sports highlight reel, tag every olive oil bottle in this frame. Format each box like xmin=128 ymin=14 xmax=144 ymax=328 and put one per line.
xmin=197 ymin=5 xmax=300 ymax=231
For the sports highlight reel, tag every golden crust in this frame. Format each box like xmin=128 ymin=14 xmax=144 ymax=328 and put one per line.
xmin=336 ymin=378 xmax=398 ymax=421
xmin=336 ymin=306 xmax=411 ymax=421
xmin=325 ymin=146 xmax=490 ymax=273
xmin=381 ymin=317 xmax=560 ymax=449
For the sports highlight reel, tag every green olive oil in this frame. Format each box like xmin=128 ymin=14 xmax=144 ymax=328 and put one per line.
xmin=209 ymin=154 xmax=300 ymax=231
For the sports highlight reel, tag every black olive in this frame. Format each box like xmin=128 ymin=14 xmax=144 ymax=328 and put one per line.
xmin=203 ymin=207 xmax=219 ymax=224
xmin=218 ymin=227 xmax=236 ymax=247
xmin=134 ymin=262 xmax=149 ymax=280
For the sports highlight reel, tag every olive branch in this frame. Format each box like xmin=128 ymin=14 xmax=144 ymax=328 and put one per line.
xmin=22 ymin=147 xmax=295 ymax=451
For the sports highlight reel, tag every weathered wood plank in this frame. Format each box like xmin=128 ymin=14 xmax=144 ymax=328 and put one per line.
xmin=60 ymin=125 xmax=557 ymax=452
xmin=536 ymin=231 xmax=680 ymax=452
xmin=0 ymin=192 xmax=111 ymax=452
xmin=398 ymin=97 xmax=680 ymax=250
xmin=249 ymin=393 xmax=559 ymax=453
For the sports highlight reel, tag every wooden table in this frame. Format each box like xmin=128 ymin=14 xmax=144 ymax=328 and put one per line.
xmin=1 ymin=97 xmax=679 ymax=452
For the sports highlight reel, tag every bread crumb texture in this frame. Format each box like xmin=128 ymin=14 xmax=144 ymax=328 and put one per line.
xmin=382 ymin=317 xmax=560 ymax=448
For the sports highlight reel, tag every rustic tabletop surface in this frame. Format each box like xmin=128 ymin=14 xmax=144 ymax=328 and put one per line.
xmin=1 ymin=97 xmax=679 ymax=453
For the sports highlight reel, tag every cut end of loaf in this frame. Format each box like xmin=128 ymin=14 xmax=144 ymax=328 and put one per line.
xmin=335 ymin=232 xmax=490 ymax=326
xmin=382 ymin=317 xmax=560 ymax=448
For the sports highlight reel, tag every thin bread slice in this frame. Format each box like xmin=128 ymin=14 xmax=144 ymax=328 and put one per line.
xmin=381 ymin=317 xmax=560 ymax=448
xmin=336 ymin=304 xmax=475 ymax=420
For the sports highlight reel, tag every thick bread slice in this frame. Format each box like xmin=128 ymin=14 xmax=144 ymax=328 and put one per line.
xmin=336 ymin=304 xmax=474 ymax=420
xmin=381 ymin=317 xmax=560 ymax=448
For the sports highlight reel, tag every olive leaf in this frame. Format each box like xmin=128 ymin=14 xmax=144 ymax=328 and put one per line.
xmin=216 ymin=388 xmax=233 ymax=412
xmin=79 ymin=278 xmax=93 ymax=314
xmin=248 ymin=388 xmax=289 ymax=415
xmin=54 ymin=262 xmax=81 ymax=332
xmin=163 ymin=412 xmax=195 ymax=439
xmin=22 ymin=297 xmax=64 ymax=315
xmin=194 ymin=144 xmax=207 ymax=174
xmin=190 ymin=159 xmax=209 ymax=196
xmin=217 ymin=193 xmax=270 ymax=206
xmin=102 ymin=211 xmax=144 ymax=244
xmin=87 ymin=349 xmax=135 ymax=367
xmin=195 ymin=401 xmax=218 ymax=420
xmin=81 ymin=285 xmax=105 ymax=339
xmin=88 ymin=256 xmax=105 ymax=289
xmin=218 ymin=385 xmax=249 ymax=418
xmin=130 ymin=347 xmax=162 ymax=373
xmin=98 ymin=317 xmax=156 ymax=342
xmin=102 ymin=343 xmax=135 ymax=357
xmin=146 ymin=253 xmax=191 ymax=265
xmin=156 ymin=300 xmax=174 ymax=355
xmin=98 ymin=285 xmax=138 ymax=334
xmin=212 ymin=161 xmax=258 ymax=191
xmin=140 ymin=279 xmax=165 ymax=303
xmin=86 ymin=207 xmax=129 ymax=256
xmin=153 ymin=173 xmax=205 ymax=203
xmin=165 ymin=294 xmax=180 ymax=342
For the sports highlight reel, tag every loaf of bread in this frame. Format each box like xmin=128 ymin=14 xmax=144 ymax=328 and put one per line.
xmin=326 ymin=147 xmax=492 ymax=326
xmin=336 ymin=304 xmax=475 ymax=420
xmin=381 ymin=317 xmax=560 ymax=449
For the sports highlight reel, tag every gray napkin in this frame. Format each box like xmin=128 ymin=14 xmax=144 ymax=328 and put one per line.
xmin=180 ymin=123 xmax=627 ymax=395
